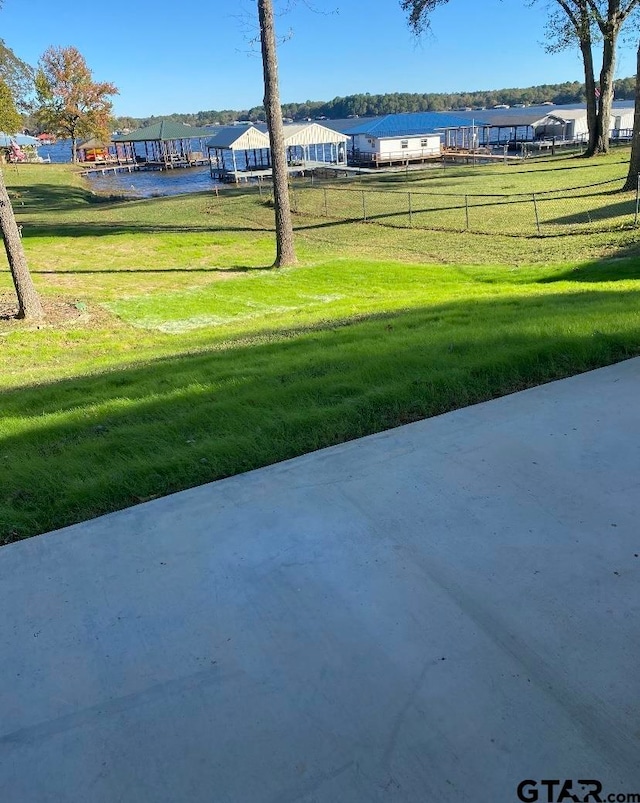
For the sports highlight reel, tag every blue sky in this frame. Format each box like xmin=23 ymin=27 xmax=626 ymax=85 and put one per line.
xmin=2 ymin=0 xmax=637 ymax=116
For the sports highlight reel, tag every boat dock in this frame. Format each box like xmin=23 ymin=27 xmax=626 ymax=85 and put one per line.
xmin=81 ymin=162 xmax=138 ymax=176
xmin=81 ymin=155 xmax=210 ymax=177
xmin=212 ymin=160 xmax=379 ymax=183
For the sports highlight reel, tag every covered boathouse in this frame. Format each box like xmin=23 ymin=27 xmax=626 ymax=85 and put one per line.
xmin=438 ymin=101 xmax=635 ymax=151
xmin=77 ymin=136 xmax=136 ymax=165
xmin=111 ymin=121 xmax=213 ymax=169
xmin=206 ymin=125 xmax=272 ymax=180
xmin=206 ymin=122 xmax=349 ymax=182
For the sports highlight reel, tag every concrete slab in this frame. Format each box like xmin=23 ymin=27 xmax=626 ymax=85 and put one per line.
xmin=1 ymin=359 xmax=640 ymax=803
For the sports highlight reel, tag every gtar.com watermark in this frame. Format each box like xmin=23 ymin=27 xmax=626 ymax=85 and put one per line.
xmin=516 ymin=779 xmax=640 ymax=803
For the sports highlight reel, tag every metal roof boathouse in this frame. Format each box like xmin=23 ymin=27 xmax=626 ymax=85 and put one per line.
xmin=206 ymin=125 xmax=272 ymax=180
xmin=437 ymin=101 xmax=636 ymax=153
xmin=206 ymin=122 xmax=349 ymax=182
xmin=77 ymin=137 xmax=137 ymax=166
xmin=112 ymin=121 xmax=213 ymax=169
xmin=282 ymin=122 xmax=348 ymax=167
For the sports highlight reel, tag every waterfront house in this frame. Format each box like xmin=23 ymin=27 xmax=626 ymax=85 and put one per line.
xmin=343 ymin=113 xmax=473 ymax=166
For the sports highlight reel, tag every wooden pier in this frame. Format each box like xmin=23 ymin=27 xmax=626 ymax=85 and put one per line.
xmin=211 ymin=160 xmax=378 ymax=183
xmin=81 ymin=155 xmax=210 ymax=177
xmin=442 ymin=148 xmax=520 ymax=164
xmin=81 ymin=162 xmax=138 ymax=176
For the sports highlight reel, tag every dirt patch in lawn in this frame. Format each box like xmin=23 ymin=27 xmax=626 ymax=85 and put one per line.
xmin=0 ymin=293 xmax=117 ymax=331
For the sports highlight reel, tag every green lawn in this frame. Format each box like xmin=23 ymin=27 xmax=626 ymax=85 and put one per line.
xmin=1 ymin=156 xmax=640 ymax=542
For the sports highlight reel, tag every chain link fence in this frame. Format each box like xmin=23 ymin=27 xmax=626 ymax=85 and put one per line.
xmin=283 ymin=177 xmax=639 ymax=237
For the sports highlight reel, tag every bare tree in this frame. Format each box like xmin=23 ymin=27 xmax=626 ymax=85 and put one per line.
xmin=0 ymin=80 xmax=43 ymax=320
xmin=545 ymin=1 xmax=598 ymax=153
xmin=401 ymin=0 xmax=640 ymax=155
xmin=0 ymin=173 xmax=43 ymax=319
xmin=258 ymin=0 xmax=297 ymax=267
xmin=623 ymin=39 xmax=640 ymax=188
xmin=586 ymin=0 xmax=640 ymax=153
xmin=0 ymin=1 xmax=43 ymax=318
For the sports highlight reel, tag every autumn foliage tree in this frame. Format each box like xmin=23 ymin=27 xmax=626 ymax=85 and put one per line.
xmin=35 ymin=46 xmax=118 ymax=162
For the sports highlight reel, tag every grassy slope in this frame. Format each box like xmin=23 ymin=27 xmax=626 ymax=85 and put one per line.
xmin=1 ymin=155 xmax=640 ymax=541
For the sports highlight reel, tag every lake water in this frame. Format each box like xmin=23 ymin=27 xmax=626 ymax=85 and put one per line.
xmin=86 ymin=165 xmax=222 ymax=198
xmin=39 ymin=139 xmax=223 ymax=198
xmin=39 ymin=140 xmax=72 ymax=163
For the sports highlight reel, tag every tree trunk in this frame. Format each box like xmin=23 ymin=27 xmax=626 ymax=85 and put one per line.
xmin=580 ymin=37 xmax=598 ymax=155
xmin=71 ymin=136 xmax=78 ymax=163
xmin=591 ymin=30 xmax=618 ymax=155
xmin=623 ymin=40 xmax=640 ymax=191
xmin=258 ymin=0 xmax=297 ymax=268
xmin=0 ymin=168 xmax=44 ymax=319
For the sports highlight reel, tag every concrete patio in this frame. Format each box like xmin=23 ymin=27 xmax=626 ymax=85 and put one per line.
xmin=1 ymin=358 xmax=639 ymax=802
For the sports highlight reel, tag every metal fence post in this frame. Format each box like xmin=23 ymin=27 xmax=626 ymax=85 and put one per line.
xmin=408 ymin=192 xmax=412 ymax=226
xmin=362 ymin=190 xmax=366 ymax=221
xmin=465 ymin=195 xmax=470 ymax=231
xmin=324 ymin=187 xmax=328 ymax=217
xmin=532 ymin=193 xmax=541 ymax=235
xmin=635 ymin=174 xmax=640 ymax=226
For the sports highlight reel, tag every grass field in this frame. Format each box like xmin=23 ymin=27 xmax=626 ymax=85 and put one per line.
xmin=2 ymin=152 xmax=640 ymax=542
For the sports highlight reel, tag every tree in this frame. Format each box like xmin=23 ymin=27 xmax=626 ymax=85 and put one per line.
xmin=0 ymin=80 xmax=43 ymax=319
xmin=0 ymin=38 xmax=33 ymax=111
xmin=623 ymin=39 xmax=640 ymax=189
xmin=257 ymin=0 xmax=297 ymax=267
xmin=586 ymin=0 xmax=640 ymax=153
xmin=544 ymin=1 xmax=598 ymax=153
xmin=400 ymin=0 xmax=640 ymax=155
xmin=35 ymin=46 xmax=118 ymax=163
xmin=0 ymin=79 xmax=20 ymax=133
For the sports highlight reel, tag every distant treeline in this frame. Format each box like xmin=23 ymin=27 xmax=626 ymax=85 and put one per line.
xmin=112 ymin=77 xmax=637 ymax=130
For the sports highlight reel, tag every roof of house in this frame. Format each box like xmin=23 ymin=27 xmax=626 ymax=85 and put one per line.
xmin=293 ymin=102 xmax=636 ymax=135
xmin=345 ymin=112 xmax=484 ymax=137
xmin=206 ymin=121 xmax=349 ymax=150
xmin=282 ymin=122 xmax=349 ymax=146
xmin=449 ymin=101 xmax=635 ymax=128
xmin=112 ymin=121 xmax=213 ymax=142
xmin=206 ymin=125 xmax=270 ymax=150
xmin=0 ymin=132 xmax=39 ymax=147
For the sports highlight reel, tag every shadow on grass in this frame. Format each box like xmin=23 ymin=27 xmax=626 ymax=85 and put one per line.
xmin=1 ymin=288 xmax=640 ymax=543
xmin=31 ymin=264 xmax=277 ymax=275
xmin=20 ymin=215 xmax=374 ymax=239
xmin=8 ymin=183 xmax=110 ymax=212
xmin=498 ymin=157 xmax=627 ymax=176
xmin=545 ymin=198 xmax=637 ymax=226
xmin=538 ymin=256 xmax=640 ymax=283
xmin=21 ymin=221 xmax=267 ymax=238
xmin=9 ymin=183 xmax=251 ymax=213
xmin=359 ymin=156 xmax=627 ymax=185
